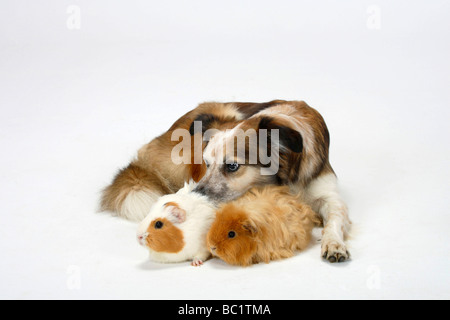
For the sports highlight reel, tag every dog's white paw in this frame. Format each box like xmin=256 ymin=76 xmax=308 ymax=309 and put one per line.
xmin=321 ymin=240 xmax=350 ymax=263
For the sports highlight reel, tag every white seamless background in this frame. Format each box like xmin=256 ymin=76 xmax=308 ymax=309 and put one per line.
xmin=0 ymin=0 xmax=449 ymax=299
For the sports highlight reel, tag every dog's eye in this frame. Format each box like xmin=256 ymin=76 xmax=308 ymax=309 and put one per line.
xmin=155 ymin=221 xmax=164 ymax=229
xmin=228 ymin=231 xmax=236 ymax=239
xmin=226 ymin=163 xmax=240 ymax=173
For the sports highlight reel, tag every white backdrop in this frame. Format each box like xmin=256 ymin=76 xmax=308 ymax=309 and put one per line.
xmin=0 ymin=0 xmax=449 ymax=300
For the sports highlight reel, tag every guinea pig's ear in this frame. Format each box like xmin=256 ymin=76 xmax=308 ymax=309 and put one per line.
xmin=242 ymin=220 xmax=258 ymax=236
xmin=165 ymin=203 xmax=187 ymax=224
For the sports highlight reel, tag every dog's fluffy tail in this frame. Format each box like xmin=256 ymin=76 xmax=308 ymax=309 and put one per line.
xmin=100 ymin=164 xmax=163 ymax=222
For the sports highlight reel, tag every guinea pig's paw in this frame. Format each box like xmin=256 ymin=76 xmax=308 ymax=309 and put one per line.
xmin=191 ymin=258 xmax=204 ymax=267
xmin=321 ymin=240 xmax=350 ymax=263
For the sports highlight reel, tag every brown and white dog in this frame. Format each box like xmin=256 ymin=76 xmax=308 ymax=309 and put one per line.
xmin=101 ymin=100 xmax=351 ymax=263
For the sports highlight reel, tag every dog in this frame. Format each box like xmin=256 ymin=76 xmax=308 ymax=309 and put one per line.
xmin=100 ymin=100 xmax=351 ymax=263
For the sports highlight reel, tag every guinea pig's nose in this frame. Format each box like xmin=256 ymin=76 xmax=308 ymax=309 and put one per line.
xmin=137 ymin=233 xmax=148 ymax=246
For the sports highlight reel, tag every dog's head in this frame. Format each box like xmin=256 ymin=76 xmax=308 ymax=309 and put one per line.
xmin=192 ymin=115 xmax=304 ymax=204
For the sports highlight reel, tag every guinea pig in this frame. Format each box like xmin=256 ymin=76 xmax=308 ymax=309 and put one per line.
xmin=206 ymin=186 xmax=322 ymax=267
xmin=137 ymin=182 xmax=216 ymax=266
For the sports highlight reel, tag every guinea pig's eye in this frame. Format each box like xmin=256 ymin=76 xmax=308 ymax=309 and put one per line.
xmin=228 ymin=231 xmax=236 ymax=239
xmin=155 ymin=221 xmax=164 ymax=229
xmin=226 ymin=163 xmax=240 ymax=173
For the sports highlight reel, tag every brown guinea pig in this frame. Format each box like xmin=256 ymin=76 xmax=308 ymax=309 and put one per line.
xmin=206 ymin=186 xmax=322 ymax=267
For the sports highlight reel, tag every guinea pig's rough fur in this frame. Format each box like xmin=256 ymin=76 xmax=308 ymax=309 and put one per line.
xmin=207 ymin=186 xmax=322 ymax=267
xmin=137 ymin=182 xmax=216 ymax=266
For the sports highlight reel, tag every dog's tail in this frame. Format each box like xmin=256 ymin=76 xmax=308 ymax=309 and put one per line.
xmin=100 ymin=164 xmax=164 ymax=222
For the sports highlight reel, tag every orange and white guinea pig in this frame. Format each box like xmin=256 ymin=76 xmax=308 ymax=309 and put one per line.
xmin=137 ymin=182 xmax=216 ymax=266
xmin=207 ymin=186 xmax=322 ymax=267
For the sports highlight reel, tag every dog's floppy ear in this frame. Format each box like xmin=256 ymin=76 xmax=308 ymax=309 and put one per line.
xmin=189 ymin=114 xmax=219 ymax=136
xmin=259 ymin=117 xmax=303 ymax=153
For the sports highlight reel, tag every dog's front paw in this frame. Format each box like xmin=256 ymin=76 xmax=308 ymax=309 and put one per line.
xmin=321 ymin=240 xmax=350 ymax=263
